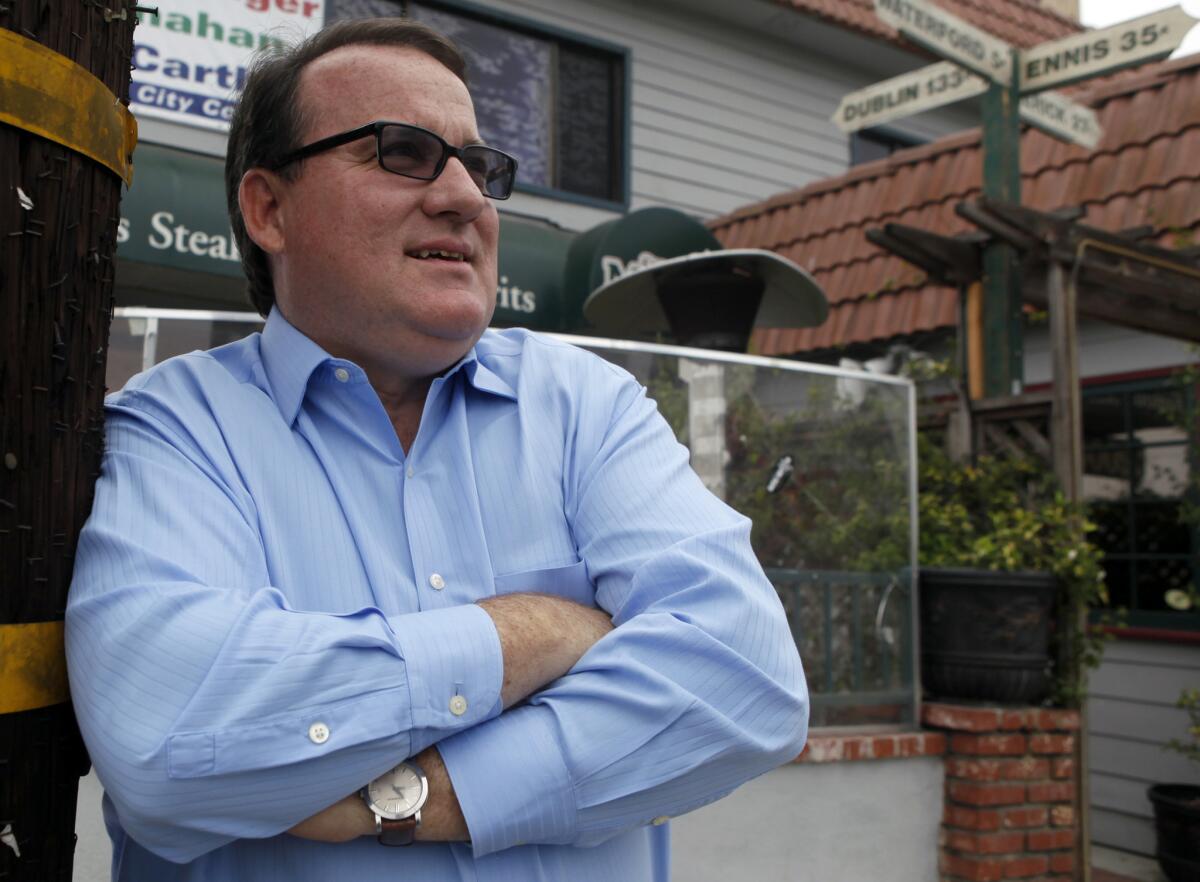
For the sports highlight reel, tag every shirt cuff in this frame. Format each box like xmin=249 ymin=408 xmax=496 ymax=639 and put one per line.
xmin=388 ymin=603 xmax=503 ymax=733
xmin=437 ymin=704 xmax=576 ymax=856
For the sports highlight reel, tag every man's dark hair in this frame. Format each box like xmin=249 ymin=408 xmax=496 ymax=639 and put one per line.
xmin=225 ymin=18 xmax=468 ymax=317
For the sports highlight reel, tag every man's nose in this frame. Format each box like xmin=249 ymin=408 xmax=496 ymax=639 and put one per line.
xmin=424 ymin=155 xmax=487 ymax=219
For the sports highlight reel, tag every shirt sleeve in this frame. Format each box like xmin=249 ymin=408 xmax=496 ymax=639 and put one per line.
xmin=65 ymin=392 xmax=503 ymax=864
xmin=437 ymin=359 xmax=809 ymax=856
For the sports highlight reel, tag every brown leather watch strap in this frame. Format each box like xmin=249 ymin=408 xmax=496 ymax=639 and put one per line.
xmin=377 ymin=815 xmax=418 ymax=846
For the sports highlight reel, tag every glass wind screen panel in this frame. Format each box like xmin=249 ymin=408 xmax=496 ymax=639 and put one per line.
xmin=106 ymin=314 xmax=264 ymax=393
xmin=580 ymin=345 xmax=917 ymax=727
xmin=409 ymin=4 xmax=553 ymax=189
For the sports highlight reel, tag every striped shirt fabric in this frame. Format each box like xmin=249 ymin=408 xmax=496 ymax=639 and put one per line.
xmin=65 ymin=308 xmax=809 ymax=881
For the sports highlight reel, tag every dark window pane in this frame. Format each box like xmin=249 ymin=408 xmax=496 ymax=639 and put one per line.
xmin=1084 ymin=447 xmax=1133 ymax=495
xmin=1133 ymin=500 xmax=1190 ymax=554
xmin=1083 ymin=393 xmax=1126 ymax=444
xmin=557 ymin=46 xmax=619 ymax=200
xmin=1136 ymin=558 xmax=1195 ymax=611
xmin=410 ymin=4 xmax=553 ymax=188
xmin=1102 ymin=558 xmax=1132 ymax=609
xmin=1131 ymin=388 xmax=1187 ymax=435
xmin=1089 ymin=500 xmax=1131 ymax=553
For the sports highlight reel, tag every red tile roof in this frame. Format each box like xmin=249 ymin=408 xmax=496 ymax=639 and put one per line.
xmin=780 ymin=0 xmax=1080 ymax=52
xmin=710 ymin=53 xmax=1200 ymax=356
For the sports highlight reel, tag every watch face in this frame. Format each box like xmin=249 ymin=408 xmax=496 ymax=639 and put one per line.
xmin=367 ymin=764 xmax=427 ymax=819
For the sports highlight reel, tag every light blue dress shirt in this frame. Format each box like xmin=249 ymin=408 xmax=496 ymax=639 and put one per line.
xmin=66 ymin=309 xmax=809 ymax=881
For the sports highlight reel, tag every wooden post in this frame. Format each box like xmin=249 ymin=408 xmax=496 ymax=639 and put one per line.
xmin=1046 ymin=256 xmax=1091 ymax=882
xmin=0 ymin=4 xmax=135 ymax=878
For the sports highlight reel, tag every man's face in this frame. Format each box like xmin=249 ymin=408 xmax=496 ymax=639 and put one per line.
xmin=267 ymin=44 xmax=499 ymax=383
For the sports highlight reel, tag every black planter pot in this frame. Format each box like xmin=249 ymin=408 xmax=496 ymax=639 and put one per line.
xmin=919 ymin=567 xmax=1057 ymax=705
xmin=1149 ymin=783 xmax=1200 ymax=882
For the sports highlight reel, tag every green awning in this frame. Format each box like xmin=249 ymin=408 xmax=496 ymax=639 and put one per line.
xmin=114 ymin=144 xmax=722 ymax=333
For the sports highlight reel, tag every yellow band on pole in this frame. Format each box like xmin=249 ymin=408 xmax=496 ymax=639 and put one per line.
xmin=0 ymin=621 xmax=70 ymax=714
xmin=0 ymin=28 xmax=137 ymax=185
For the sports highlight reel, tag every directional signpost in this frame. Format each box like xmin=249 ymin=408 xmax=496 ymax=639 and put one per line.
xmin=873 ymin=0 xmax=1012 ymax=83
xmin=1019 ymin=6 xmax=1199 ymax=93
xmin=833 ymin=61 xmax=988 ymax=133
xmin=1019 ymin=90 xmax=1102 ymax=150
xmin=835 ymin=61 xmax=1101 ymax=150
xmin=833 ymin=0 xmax=1198 ymax=397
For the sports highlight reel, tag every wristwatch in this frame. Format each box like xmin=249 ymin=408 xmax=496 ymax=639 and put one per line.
xmin=361 ymin=760 xmax=428 ymax=846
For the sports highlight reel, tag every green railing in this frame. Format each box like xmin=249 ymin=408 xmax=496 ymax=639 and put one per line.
xmin=766 ymin=568 xmax=914 ymax=728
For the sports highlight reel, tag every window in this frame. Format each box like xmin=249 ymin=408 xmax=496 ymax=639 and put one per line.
xmin=850 ymin=126 xmax=925 ymax=166
xmin=327 ymin=0 xmax=628 ymax=206
xmin=1083 ymin=377 xmax=1200 ymax=630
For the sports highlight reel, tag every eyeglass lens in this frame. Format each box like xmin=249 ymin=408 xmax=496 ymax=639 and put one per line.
xmin=378 ymin=124 xmax=515 ymax=199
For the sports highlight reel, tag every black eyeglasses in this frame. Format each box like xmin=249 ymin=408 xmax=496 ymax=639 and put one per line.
xmin=273 ymin=120 xmax=518 ymax=200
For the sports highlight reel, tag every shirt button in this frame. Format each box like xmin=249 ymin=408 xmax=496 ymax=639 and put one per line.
xmin=429 ymin=573 xmax=445 ymax=590
xmin=308 ymin=722 xmax=330 ymax=744
xmin=334 ymin=367 xmax=350 ymax=383
xmin=449 ymin=695 xmax=468 ymax=716
xmin=406 ymin=465 xmax=414 ymax=479
xmin=651 ymin=815 xmax=670 ymax=826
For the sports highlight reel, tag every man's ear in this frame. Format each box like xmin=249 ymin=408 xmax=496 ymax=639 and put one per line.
xmin=239 ymin=169 xmax=287 ymax=255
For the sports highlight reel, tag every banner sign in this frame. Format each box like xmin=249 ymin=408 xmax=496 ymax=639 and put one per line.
xmin=131 ymin=1 xmax=325 ymax=131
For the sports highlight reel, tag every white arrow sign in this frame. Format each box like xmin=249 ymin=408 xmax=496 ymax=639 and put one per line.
xmin=873 ymin=0 xmax=1014 ymax=84
xmin=1019 ymin=91 xmax=1103 ymax=149
xmin=832 ymin=61 xmax=989 ymax=133
xmin=1019 ymin=6 xmax=1199 ymax=93
xmin=834 ymin=60 xmax=1104 ymax=148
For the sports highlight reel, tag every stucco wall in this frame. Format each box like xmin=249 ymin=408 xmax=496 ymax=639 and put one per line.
xmin=671 ymin=758 xmax=945 ymax=882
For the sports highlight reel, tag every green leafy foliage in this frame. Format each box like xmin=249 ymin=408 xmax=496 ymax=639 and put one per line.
xmin=1166 ymin=688 xmax=1200 ymax=765
xmin=917 ymin=436 xmax=1110 ymax=706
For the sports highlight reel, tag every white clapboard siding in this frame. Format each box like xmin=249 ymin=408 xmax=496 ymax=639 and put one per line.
xmin=1087 ymin=637 xmax=1200 ymax=856
xmin=476 ymin=0 xmax=977 ymax=226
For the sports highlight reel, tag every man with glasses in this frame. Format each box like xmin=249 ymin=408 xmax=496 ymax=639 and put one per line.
xmin=66 ymin=17 xmax=807 ymax=881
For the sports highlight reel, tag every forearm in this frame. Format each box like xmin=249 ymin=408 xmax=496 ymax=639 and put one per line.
xmin=438 ymin=528 xmax=810 ymax=856
xmin=290 ymin=592 xmax=613 ymax=844
xmin=288 ymin=746 xmax=467 ymax=842
xmin=477 ymin=591 xmax=613 ymax=708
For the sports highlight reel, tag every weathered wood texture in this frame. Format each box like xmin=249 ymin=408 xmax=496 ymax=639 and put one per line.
xmin=1 ymin=2 xmax=134 ymax=879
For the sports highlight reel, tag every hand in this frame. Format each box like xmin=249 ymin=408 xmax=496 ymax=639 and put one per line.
xmin=477 ymin=593 xmax=613 ymax=708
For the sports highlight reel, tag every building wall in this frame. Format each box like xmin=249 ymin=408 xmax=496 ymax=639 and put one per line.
xmin=1088 ymin=638 xmax=1200 ymax=856
xmin=132 ymin=0 xmax=980 ymax=233
xmin=671 ymin=758 xmax=945 ymax=882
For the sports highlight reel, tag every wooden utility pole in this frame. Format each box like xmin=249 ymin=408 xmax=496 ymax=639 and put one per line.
xmin=1 ymin=3 xmax=136 ymax=879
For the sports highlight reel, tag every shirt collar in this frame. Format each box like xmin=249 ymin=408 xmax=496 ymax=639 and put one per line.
xmin=260 ymin=309 xmax=518 ymax=425
xmin=260 ymin=307 xmax=330 ymax=426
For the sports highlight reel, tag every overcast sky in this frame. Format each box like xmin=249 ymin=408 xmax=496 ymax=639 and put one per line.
xmin=1079 ymin=0 xmax=1200 ymax=56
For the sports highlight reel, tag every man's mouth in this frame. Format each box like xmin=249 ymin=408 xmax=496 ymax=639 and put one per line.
xmin=408 ymin=249 xmax=467 ymax=261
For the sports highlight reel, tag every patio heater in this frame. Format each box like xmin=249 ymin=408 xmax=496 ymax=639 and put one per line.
xmin=581 ymin=248 xmax=828 ymax=352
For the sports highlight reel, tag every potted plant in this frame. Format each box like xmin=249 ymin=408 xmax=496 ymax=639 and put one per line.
xmin=1148 ymin=688 xmax=1200 ymax=882
xmin=917 ymin=438 xmax=1108 ymax=707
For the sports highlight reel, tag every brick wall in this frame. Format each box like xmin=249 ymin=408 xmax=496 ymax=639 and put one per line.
xmin=923 ymin=703 xmax=1080 ymax=882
